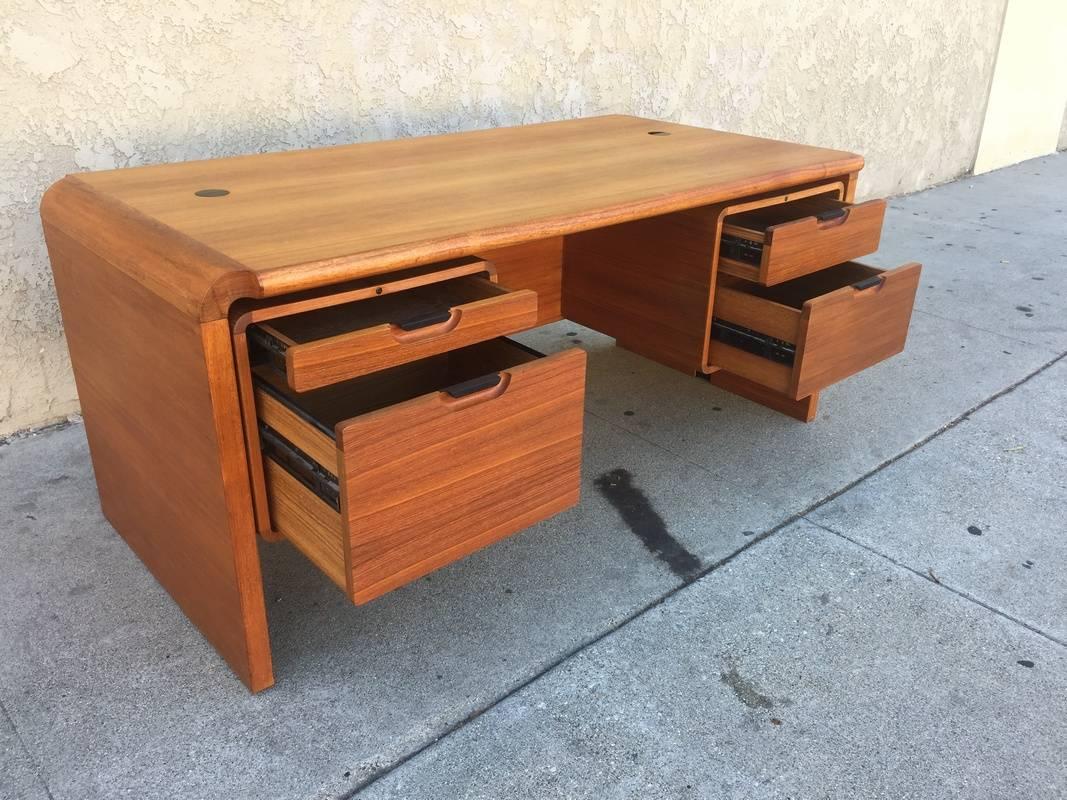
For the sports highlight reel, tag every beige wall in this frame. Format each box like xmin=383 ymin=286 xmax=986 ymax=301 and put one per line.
xmin=974 ymin=0 xmax=1067 ymax=173
xmin=0 ymin=0 xmax=1008 ymax=435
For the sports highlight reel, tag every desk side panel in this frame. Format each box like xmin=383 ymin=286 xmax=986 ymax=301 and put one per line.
xmin=43 ymin=224 xmax=273 ymax=691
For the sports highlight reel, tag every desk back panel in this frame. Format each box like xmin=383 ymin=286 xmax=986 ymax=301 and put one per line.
xmin=562 ymin=206 xmax=721 ymax=374
xmin=478 ymin=237 xmax=565 ymax=325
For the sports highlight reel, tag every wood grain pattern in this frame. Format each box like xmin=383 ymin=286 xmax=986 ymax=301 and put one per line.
xmin=719 ymin=196 xmax=886 ymax=285
xmin=232 ymin=329 xmax=281 ymax=540
xmin=40 ymin=114 xmax=914 ymax=690
xmin=253 ymin=378 xmax=339 ymax=471
xmin=477 ymin=237 xmax=565 ymax=325
xmin=707 ymin=370 xmax=819 ymax=422
xmin=706 ymin=342 xmax=793 ymax=394
xmin=41 ymin=222 xmax=273 ymax=691
xmin=563 ymin=206 xmax=722 ymax=373
xmin=41 ymin=177 xmax=257 ymax=321
xmin=230 ymin=257 xmax=494 ymax=331
xmin=337 ymin=347 xmax=586 ymax=603
xmin=262 ymin=276 xmax=538 ymax=391
xmin=560 ymin=179 xmax=850 ymax=378
xmin=709 ymin=261 xmax=922 ymax=400
xmin=263 ymin=459 xmax=346 ymax=589
xmin=252 ymin=342 xmax=585 ymax=605
xmin=66 ymin=115 xmax=864 ymax=309
xmin=711 ymin=281 xmax=799 ymax=343
xmin=792 ymin=262 xmax=922 ymax=398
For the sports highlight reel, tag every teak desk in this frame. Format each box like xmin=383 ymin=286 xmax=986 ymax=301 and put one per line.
xmin=41 ymin=116 xmax=921 ymax=691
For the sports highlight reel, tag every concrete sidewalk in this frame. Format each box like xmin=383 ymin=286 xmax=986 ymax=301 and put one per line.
xmin=1 ymin=153 xmax=1064 ymax=800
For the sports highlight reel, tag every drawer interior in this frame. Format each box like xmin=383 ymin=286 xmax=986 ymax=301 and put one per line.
xmin=718 ymin=261 xmax=885 ymax=311
xmin=722 ymin=194 xmax=849 ymax=247
xmin=253 ymin=337 xmax=541 ymax=440
xmin=251 ymin=274 xmax=506 ymax=350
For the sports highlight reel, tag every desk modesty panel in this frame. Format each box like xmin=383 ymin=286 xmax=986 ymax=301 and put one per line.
xmin=41 ymin=116 xmax=920 ymax=691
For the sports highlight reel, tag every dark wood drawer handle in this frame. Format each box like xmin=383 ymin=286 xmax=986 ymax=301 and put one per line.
xmin=815 ymin=207 xmax=848 ymax=226
xmin=396 ymin=307 xmax=453 ymax=331
xmin=439 ymin=371 xmax=511 ymax=409
xmin=852 ymin=275 xmax=884 ymax=291
xmin=444 ymin=372 xmax=502 ymax=398
xmin=390 ymin=307 xmax=462 ymax=341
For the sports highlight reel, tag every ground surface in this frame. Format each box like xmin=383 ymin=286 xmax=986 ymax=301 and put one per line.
xmin=1 ymin=154 xmax=1064 ymax=800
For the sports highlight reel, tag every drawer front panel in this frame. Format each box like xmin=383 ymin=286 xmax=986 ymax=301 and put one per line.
xmin=792 ymin=262 xmax=921 ymax=398
xmin=720 ymin=197 xmax=886 ymax=285
xmin=337 ymin=347 xmax=586 ymax=603
xmin=710 ymin=261 xmax=921 ymax=399
xmin=255 ymin=276 xmax=539 ymax=392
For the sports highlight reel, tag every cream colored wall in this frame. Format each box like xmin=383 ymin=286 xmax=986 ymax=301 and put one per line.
xmin=974 ymin=0 xmax=1067 ymax=174
xmin=0 ymin=0 xmax=1008 ymax=435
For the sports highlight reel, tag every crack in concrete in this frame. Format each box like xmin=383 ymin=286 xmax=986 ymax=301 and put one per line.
xmin=0 ymin=692 xmax=56 ymax=800
xmin=803 ymin=517 xmax=1067 ymax=650
xmin=912 ymin=307 xmax=1066 ymax=351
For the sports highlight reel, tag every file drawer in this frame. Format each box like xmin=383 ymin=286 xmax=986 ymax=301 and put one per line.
xmin=709 ymin=261 xmax=921 ymax=399
xmin=252 ymin=338 xmax=586 ymax=604
xmin=249 ymin=274 xmax=538 ymax=392
xmin=719 ymin=195 xmax=886 ymax=285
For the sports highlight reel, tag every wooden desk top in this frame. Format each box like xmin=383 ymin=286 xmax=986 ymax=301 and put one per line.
xmin=42 ymin=115 xmax=862 ymax=320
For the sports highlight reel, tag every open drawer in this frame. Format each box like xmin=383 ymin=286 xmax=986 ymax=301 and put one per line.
xmin=709 ymin=261 xmax=921 ymax=400
xmin=252 ymin=338 xmax=586 ymax=604
xmin=719 ymin=195 xmax=886 ymax=285
xmin=249 ymin=274 xmax=538 ymax=392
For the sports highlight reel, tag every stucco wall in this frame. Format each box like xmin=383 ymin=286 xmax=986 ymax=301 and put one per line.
xmin=1 ymin=0 xmax=1007 ymax=435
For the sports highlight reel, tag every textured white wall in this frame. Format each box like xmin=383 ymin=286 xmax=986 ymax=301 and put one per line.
xmin=1 ymin=0 xmax=1007 ymax=435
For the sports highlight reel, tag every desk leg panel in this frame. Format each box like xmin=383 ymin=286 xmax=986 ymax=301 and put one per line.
xmin=44 ymin=225 xmax=273 ymax=692
xmin=707 ymin=370 xmax=819 ymax=423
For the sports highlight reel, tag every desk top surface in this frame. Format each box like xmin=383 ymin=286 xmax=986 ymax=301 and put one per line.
xmin=54 ymin=115 xmax=862 ymax=304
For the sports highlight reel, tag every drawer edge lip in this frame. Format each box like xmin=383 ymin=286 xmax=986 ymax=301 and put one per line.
xmin=286 ymin=285 xmax=539 ymax=357
xmin=254 ymin=374 xmax=337 ymax=440
xmin=799 ymin=259 xmax=923 ymax=308
xmin=271 ymin=288 xmax=541 ymax=393
xmin=331 ymin=341 xmax=586 ymax=440
xmin=764 ymin=196 xmax=887 ymax=238
xmin=230 ymin=256 xmax=495 ymax=333
xmin=254 ymin=335 xmax=568 ymax=443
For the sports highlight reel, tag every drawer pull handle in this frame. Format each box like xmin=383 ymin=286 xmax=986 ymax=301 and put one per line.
xmin=396 ymin=308 xmax=454 ymax=331
xmin=444 ymin=372 xmax=503 ymax=399
xmin=439 ymin=371 xmax=511 ymax=409
xmin=815 ymin=208 xmax=848 ymax=223
xmin=851 ymin=275 xmax=884 ymax=291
